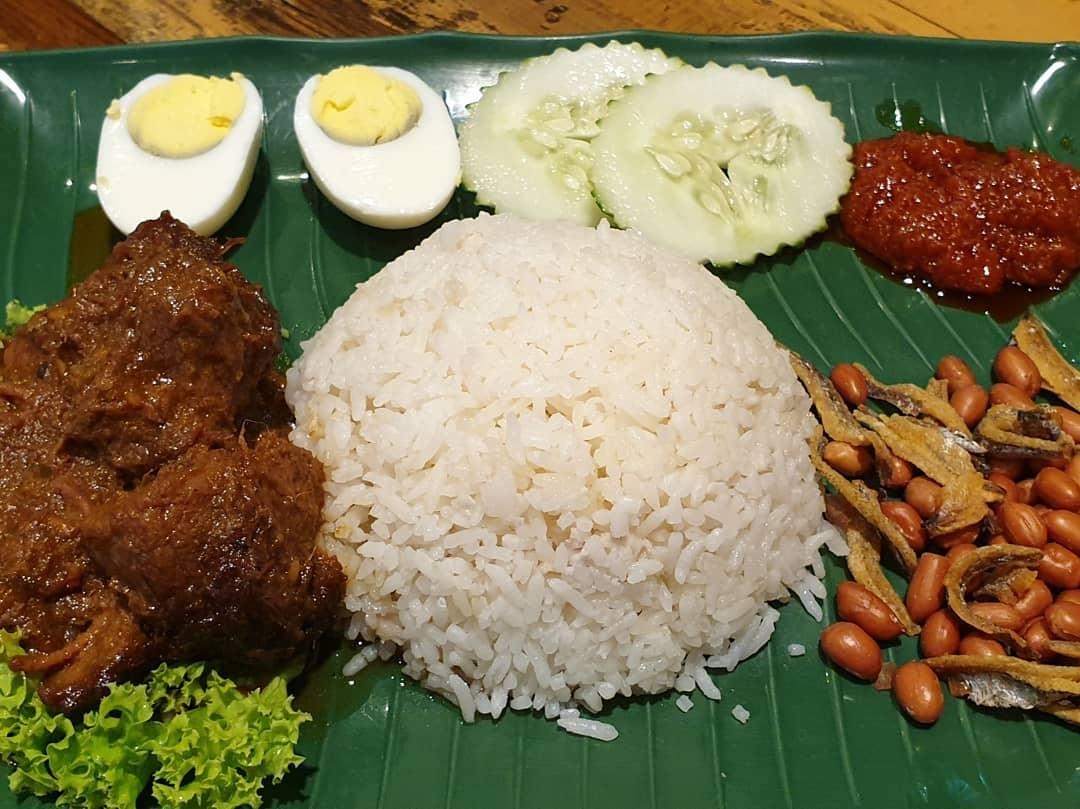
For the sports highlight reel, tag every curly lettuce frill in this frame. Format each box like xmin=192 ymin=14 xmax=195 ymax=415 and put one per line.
xmin=0 ymin=632 xmax=309 ymax=809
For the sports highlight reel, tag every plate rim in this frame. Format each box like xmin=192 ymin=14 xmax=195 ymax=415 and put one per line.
xmin=0 ymin=28 xmax=1076 ymax=66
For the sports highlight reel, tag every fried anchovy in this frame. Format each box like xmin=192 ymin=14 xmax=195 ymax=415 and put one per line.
xmin=812 ymin=433 xmax=918 ymax=575
xmin=926 ymin=654 xmax=1080 ymax=725
xmin=824 ymin=494 xmax=919 ymax=635
xmin=976 ymin=404 xmax=1074 ymax=460
xmin=856 ymin=410 xmax=993 ymax=536
xmin=926 ymin=377 xmax=950 ymax=402
xmin=1013 ymin=314 xmax=1080 ymax=411
xmin=1047 ymin=641 xmax=1080 ymax=660
xmin=856 ymin=363 xmax=972 ymax=437
xmin=1039 ymin=703 xmax=1080 ymax=726
xmin=788 ymin=351 xmax=872 ymax=447
xmin=944 ymin=545 xmax=1042 ymax=651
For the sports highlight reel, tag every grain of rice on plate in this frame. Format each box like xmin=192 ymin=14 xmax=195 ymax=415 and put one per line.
xmin=286 ymin=213 xmax=843 ymax=731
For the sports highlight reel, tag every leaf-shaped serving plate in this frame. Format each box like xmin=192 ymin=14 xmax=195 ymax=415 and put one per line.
xmin=0 ymin=30 xmax=1078 ymax=809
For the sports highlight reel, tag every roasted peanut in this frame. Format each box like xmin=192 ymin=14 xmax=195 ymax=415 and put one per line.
xmin=880 ymin=500 xmax=927 ymax=553
xmin=957 ymin=633 xmax=1007 ymax=657
xmin=1034 ymin=467 xmax=1080 ymax=511
xmin=1030 ymin=457 xmax=1069 ymax=474
xmin=1044 ymin=602 xmax=1080 ymax=641
xmin=987 ymin=471 xmax=1019 ymax=503
xmin=836 ymin=581 xmax=904 ymax=642
xmin=945 ymin=543 xmax=978 ymax=564
xmin=877 ymin=454 xmax=914 ymax=489
xmin=1043 ymin=510 xmax=1080 ymax=554
xmin=920 ymin=609 xmax=961 ymax=657
xmin=1066 ymin=456 xmax=1080 ymax=488
xmin=1038 ymin=543 xmax=1080 ymax=590
xmin=905 ymin=477 xmax=943 ymax=520
xmin=820 ymin=622 xmax=883 ymax=682
xmin=1014 ymin=580 xmax=1054 ymax=622
xmin=989 ymin=382 xmax=1035 ymax=408
xmin=823 ymin=440 xmax=873 ymax=477
xmin=820 ymin=339 xmax=1080 ymax=728
xmin=998 ymin=501 xmax=1047 ymax=548
xmin=993 ymin=346 xmax=1041 ymax=398
xmin=989 ymin=457 xmax=1027 ymax=480
xmin=935 ymin=355 xmax=977 ymax=395
xmin=1023 ymin=617 xmax=1056 ymax=663
xmin=968 ymin=602 xmax=1024 ymax=632
xmin=950 ymin=384 xmax=989 ymax=428
xmin=892 ymin=661 xmax=945 ymax=725
xmin=1054 ymin=406 xmax=1080 ymax=443
xmin=830 ymin=363 xmax=868 ymax=408
xmin=932 ymin=524 xmax=981 ymax=551
xmin=1015 ymin=478 xmax=1038 ymax=505
xmin=906 ymin=553 xmax=949 ymax=624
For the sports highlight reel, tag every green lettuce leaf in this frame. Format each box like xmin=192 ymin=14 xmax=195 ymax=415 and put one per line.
xmin=45 ymin=684 xmax=158 ymax=809
xmin=0 ymin=631 xmax=73 ymax=798
xmin=4 ymin=300 xmax=43 ymax=331
xmin=0 ymin=299 xmax=44 ymax=354
xmin=148 ymin=673 xmax=307 ymax=809
xmin=145 ymin=661 xmax=209 ymax=716
xmin=0 ymin=632 xmax=309 ymax=808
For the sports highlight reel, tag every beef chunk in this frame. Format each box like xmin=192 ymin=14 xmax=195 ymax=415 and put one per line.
xmin=11 ymin=585 xmax=152 ymax=714
xmin=82 ymin=432 xmax=344 ymax=671
xmin=4 ymin=214 xmax=282 ymax=476
xmin=0 ymin=214 xmax=344 ymax=714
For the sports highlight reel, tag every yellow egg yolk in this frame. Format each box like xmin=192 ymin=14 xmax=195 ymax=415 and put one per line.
xmin=310 ymin=65 xmax=422 ymax=146
xmin=126 ymin=73 xmax=246 ymax=159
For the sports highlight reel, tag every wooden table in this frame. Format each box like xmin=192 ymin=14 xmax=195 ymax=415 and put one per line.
xmin=0 ymin=0 xmax=1076 ymax=51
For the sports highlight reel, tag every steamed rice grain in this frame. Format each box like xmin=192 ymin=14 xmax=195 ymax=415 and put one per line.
xmin=285 ymin=213 xmax=837 ymax=724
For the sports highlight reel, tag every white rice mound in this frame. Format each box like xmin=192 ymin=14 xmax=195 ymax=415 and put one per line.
xmin=286 ymin=213 xmax=842 ymax=724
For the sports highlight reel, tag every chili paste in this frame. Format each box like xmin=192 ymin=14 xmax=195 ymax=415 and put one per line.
xmin=840 ymin=131 xmax=1080 ymax=295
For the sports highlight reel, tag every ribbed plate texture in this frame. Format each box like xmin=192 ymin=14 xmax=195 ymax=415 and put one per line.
xmin=0 ymin=31 xmax=1078 ymax=809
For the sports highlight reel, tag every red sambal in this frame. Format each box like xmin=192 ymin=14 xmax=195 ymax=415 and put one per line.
xmin=839 ymin=131 xmax=1080 ymax=295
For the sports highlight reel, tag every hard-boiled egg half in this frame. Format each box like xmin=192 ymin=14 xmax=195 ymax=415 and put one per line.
xmin=96 ymin=72 xmax=263 ymax=236
xmin=294 ymin=65 xmax=461 ymax=229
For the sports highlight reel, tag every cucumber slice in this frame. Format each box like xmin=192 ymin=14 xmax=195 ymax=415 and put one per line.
xmin=590 ymin=63 xmax=853 ymax=266
xmin=459 ymin=41 xmax=679 ymax=226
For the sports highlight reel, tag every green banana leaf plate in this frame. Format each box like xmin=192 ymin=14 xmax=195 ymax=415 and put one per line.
xmin=1 ymin=29 xmax=1078 ymax=809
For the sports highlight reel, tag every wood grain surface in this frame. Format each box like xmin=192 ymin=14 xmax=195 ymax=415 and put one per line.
xmin=0 ymin=0 xmax=1076 ymax=51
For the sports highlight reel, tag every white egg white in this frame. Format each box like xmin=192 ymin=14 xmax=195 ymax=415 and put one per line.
xmin=294 ymin=66 xmax=461 ymax=229
xmin=95 ymin=74 xmax=264 ymax=236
